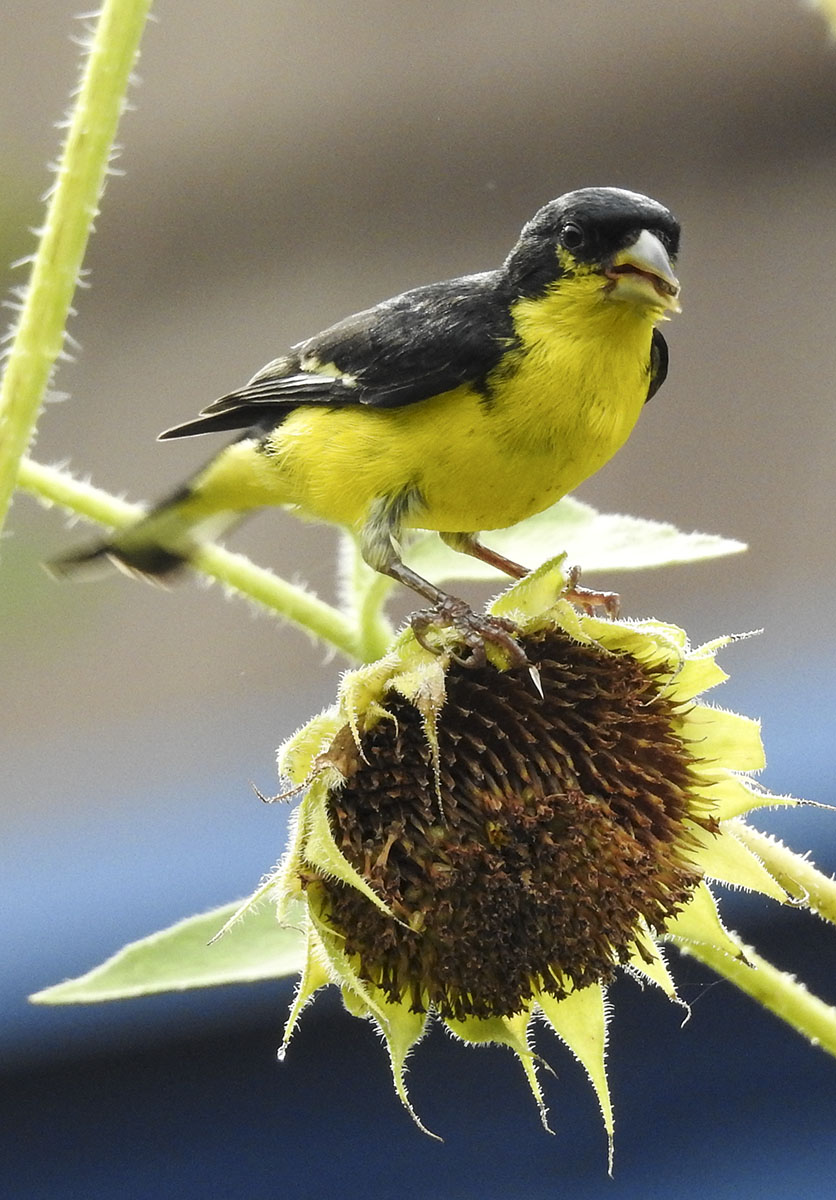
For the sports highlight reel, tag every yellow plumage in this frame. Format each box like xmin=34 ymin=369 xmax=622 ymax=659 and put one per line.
xmin=193 ymin=277 xmax=656 ymax=538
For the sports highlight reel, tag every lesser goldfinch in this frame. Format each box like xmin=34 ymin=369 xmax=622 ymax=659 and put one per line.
xmin=52 ymin=186 xmax=680 ymax=663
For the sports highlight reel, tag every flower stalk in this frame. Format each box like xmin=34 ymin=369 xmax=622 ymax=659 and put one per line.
xmin=0 ymin=0 xmax=153 ymax=535
xmin=19 ymin=456 xmax=359 ymax=657
xmin=682 ymin=937 xmax=836 ymax=1056
xmin=732 ymin=821 xmax=836 ymax=923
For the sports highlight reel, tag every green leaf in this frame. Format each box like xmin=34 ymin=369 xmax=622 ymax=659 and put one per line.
xmin=30 ymin=898 xmax=306 ymax=1005
xmin=404 ymin=496 xmax=746 ymax=584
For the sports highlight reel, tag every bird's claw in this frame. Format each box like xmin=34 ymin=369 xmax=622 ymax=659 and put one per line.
xmin=410 ymin=596 xmax=527 ymax=670
xmin=563 ymin=565 xmax=621 ymax=618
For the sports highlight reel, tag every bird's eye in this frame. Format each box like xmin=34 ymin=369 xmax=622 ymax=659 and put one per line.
xmin=561 ymin=222 xmax=585 ymax=251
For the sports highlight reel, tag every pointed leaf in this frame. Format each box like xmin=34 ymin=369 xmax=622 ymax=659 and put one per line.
xmin=281 ymin=934 xmax=332 ymax=1052
xmin=30 ymin=898 xmax=306 ymax=1005
xmin=370 ymin=992 xmax=435 ymax=1138
xmin=703 ymin=775 xmax=801 ymax=821
xmin=683 ymin=706 xmax=765 ymax=772
xmin=304 ymin=781 xmax=396 ymax=919
xmin=661 ymin=655 xmax=729 ymax=703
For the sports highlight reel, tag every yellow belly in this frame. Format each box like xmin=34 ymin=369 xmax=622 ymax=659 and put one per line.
xmin=267 ymin=300 xmax=653 ymax=534
xmin=197 ymin=290 xmax=655 ymax=537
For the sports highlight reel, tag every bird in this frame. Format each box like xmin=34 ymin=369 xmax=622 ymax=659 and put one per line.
xmin=50 ymin=186 xmax=681 ymax=665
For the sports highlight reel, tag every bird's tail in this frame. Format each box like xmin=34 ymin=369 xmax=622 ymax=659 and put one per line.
xmin=47 ymin=482 xmax=242 ymax=582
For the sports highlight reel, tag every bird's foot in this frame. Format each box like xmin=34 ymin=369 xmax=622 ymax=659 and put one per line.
xmin=563 ymin=565 xmax=621 ymax=618
xmin=410 ymin=595 xmax=527 ymax=669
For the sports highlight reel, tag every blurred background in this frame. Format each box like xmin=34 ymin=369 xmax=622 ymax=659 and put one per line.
xmin=3 ymin=1 xmax=836 ymax=1196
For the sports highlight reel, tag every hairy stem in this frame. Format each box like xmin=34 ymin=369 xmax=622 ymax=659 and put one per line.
xmin=20 ymin=457 xmax=360 ymax=660
xmin=337 ymin=533 xmax=395 ymax=662
xmin=682 ymin=937 xmax=836 ymax=1057
xmin=0 ymin=0 xmax=152 ymax=535
xmin=731 ymin=820 xmax=836 ymax=925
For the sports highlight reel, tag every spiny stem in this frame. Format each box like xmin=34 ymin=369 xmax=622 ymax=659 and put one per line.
xmin=731 ymin=821 xmax=836 ymax=926
xmin=681 ymin=937 xmax=836 ymax=1057
xmin=19 ymin=457 xmax=360 ymax=660
xmin=337 ymin=533 xmax=394 ymax=662
xmin=680 ymin=823 xmax=836 ymax=1056
xmin=0 ymin=0 xmax=153 ymax=536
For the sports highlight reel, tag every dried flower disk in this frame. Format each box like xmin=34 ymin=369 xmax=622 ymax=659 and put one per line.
xmin=235 ymin=558 xmax=818 ymax=1161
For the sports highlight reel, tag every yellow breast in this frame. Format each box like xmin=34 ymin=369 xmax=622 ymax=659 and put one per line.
xmin=410 ymin=281 xmax=656 ymax=532
xmin=265 ymin=279 xmax=657 ymax=536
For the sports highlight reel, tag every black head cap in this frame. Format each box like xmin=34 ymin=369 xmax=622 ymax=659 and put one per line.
xmin=505 ymin=187 xmax=680 ymax=297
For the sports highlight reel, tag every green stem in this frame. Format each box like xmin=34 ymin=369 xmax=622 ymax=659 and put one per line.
xmin=732 ymin=820 xmax=836 ymax=925
xmin=19 ymin=457 xmax=360 ymax=660
xmin=20 ymin=455 xmax=142 ymax=527
xmin=679 ymin=823 xmax=836 ymax=1056
xmin=337 ymin=532 xmax=394 ymax=662
xmin=681 ymin=937 xmax=836 ymax=1057
xmin=357 ymin=572 xmax=396 ymax=661
xmin=0 ymin=0 xmax=153 ymax=535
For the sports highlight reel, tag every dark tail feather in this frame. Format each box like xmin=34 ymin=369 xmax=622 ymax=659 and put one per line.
xmin=46 ymin=538 xmax=188 ymax=582
xmin=46 ymin=482 xmax=242 ymax=583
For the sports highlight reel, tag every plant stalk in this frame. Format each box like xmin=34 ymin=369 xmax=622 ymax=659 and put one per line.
xmin=0 ymin=0 xmax=153 ymax=534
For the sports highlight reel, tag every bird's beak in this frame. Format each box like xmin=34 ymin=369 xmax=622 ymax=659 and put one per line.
xmin=605 ymin=229 xmax=681 ymax=313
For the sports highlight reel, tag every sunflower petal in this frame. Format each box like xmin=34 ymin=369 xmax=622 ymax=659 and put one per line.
xmin=680 ymin=706 xmax=765 ymax=771
xmin=688 ymin=825 xmax=788 ymax=902
xmin=280 ymin=928 xmax=332 ymax=1054
xmin=702 ymin=774 xmax=801 ymax=820
xmin=445 ymin=1009 xmax=549 ymax=1130
xmin=661 ymin=655 xmax=729 ymax=702
xmin=627 ymin=924 xmax=679 ymax=1000
xmin=538 ymin=985 xmax=613 ymax=1171
xmin=664 ymin=880 xmax=748 ymax=961
xmin=302 ymin=781 xmax=396 ymax=918
xmin=369 ymin=993 xmax=435 ymax=1138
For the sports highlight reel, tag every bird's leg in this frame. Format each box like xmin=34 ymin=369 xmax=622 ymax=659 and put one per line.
xmin=360 ymin=501 xmax=526 ymax=669
xmin=439 ymin=531 xmax=529 ymax=579
xmin=563 ymin=565 xmax=621 ymax=618
xmin=390 ymin=558 xmax=526 ymax=669
xmin=441 ymin=534 xmax=619 ymax=617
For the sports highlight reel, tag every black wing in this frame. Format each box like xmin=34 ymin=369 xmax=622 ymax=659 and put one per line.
xmin=159 ymin=270 xmax=513 ymax=440
xmin=645 ymin=328 xmax=669 ymax=403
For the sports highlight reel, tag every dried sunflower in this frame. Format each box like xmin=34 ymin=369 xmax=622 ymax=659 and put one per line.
xmin=230 ymin=557 xmax=832 ymax=1165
